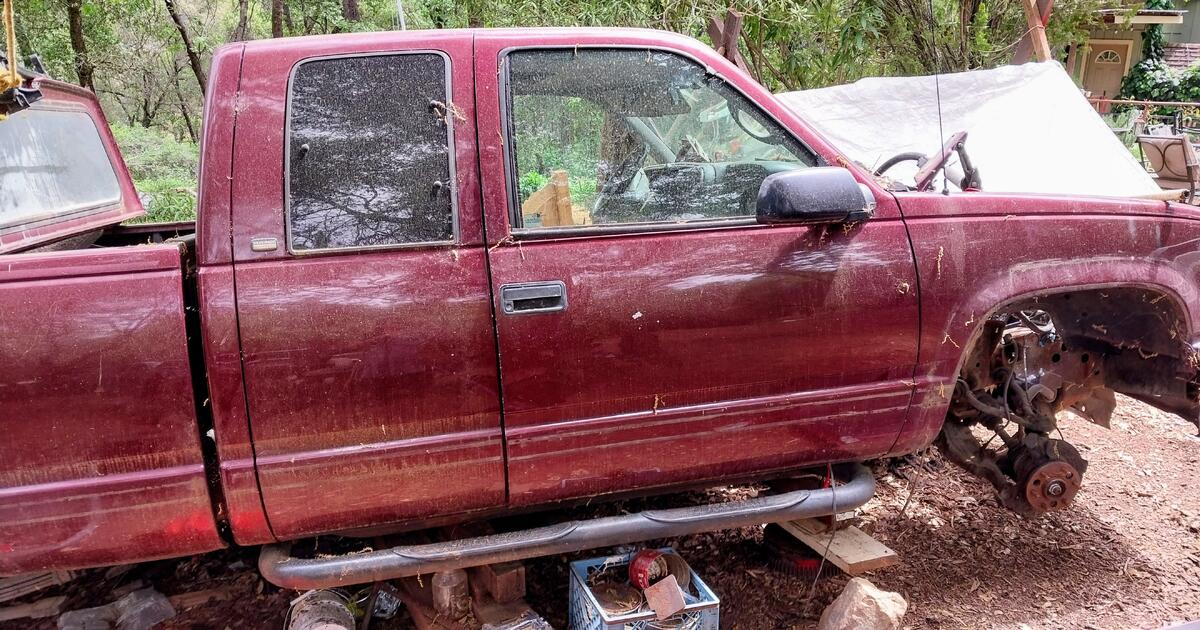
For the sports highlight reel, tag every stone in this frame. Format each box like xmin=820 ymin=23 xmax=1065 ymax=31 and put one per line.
xmin=816 ymin=577 xmax=908 ymax=630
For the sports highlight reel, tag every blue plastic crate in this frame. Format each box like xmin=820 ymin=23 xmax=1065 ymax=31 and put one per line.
xmin=567 ymin=549 xmax=719 ymax=630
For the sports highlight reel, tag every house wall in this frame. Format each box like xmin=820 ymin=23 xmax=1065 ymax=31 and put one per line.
xmin=1164 ymin=0 xmax=1200 ymax=43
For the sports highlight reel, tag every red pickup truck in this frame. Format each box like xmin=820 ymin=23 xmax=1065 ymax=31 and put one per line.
xmin=2 ymin=28 xmax=1198 ymax=589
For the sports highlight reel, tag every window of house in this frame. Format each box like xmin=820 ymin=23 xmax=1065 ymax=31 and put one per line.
xmin=0 ymin=109 xmax=121 ymax=229
xmin=1095 ymin=49 xmax=1122 ymax=64
xmin=505 ymin=48 xmax=816 ymax=230
xmin=287 ymin=53 xmax=455 ymax=252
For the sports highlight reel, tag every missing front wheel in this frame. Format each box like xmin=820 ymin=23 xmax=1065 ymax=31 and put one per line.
xmin=939 ymin=311 xmax=1092 ymax=515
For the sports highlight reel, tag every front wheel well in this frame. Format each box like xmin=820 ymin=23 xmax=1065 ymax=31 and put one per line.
xmin=1010 ymin=287 xmax=1197 ymax=419
xmin=938 ymin=285 xmax=1199 ymax=516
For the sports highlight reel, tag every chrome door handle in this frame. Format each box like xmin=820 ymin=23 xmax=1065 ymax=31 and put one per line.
xmin=500 ymin=281 xmax=568 ymax=315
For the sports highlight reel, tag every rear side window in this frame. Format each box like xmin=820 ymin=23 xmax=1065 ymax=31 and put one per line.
xmin=0 ymin=109 xmax=121 ymax=229
xmin=287 ymin=53 xmax=455 ymax=252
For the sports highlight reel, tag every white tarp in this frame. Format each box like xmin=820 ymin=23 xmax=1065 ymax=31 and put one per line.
xmin=776 ymin=63 xmax=1160 ymax=198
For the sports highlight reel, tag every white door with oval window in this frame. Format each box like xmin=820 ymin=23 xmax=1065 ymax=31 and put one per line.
xmin=1083 ymin=42 xmax=1131 ymax=100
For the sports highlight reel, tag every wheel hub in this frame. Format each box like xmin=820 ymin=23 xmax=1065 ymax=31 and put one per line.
xmin=1022 ymin=459 xmax=1082 ymax=512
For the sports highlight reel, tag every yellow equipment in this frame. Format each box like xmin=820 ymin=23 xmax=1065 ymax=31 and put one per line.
xmin=1 ymin=0 xmax=41 ymax=120
xmin=1 ymin=0 xmax=18 ymax=93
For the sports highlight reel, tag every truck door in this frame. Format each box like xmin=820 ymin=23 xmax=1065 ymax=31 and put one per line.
xmin=230 ymin=35 xmax=504 ymax=539
xmin=474 ymin=33 xmax=920 ymax=506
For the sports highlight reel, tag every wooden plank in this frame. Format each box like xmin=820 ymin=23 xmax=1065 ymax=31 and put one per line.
xmin=0 ymin=571 xmax=73 ymax=603
xmin=521 ymin=170 xmax=577 ymax=227
xmin=707 ymin=10 xmax=750 ymax=73
xmin=396 ymin=576 xmax=467 ymax=630
xmin=473 ymin=596 xmax=537 ymax=627
xmin=550 ymin=170 xmax=574 ymax=227
xmin=778 ymin=518 xmax=900 ymax=575
xmin=0 ymin=595 xmax=67 ymax=621
xmin=1018 ymin=0 xmax=1053 ymax=63
xmin=469 ymin=561 xmax=525 ymax=604
xmin=168 ymin=587 xmax=233 ymax=610
xmin=521 ymin=182 xmax=558 ymax=227
xmin=1012 ymin=0 xmax=1054 ymax=64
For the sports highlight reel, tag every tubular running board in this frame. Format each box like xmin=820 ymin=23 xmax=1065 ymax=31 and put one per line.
xmin=259 ymin=464 xmax=875 ymax=589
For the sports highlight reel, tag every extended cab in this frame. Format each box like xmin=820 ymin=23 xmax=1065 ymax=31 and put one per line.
xmin=2 ymin=28 xmax=1198 ymax=587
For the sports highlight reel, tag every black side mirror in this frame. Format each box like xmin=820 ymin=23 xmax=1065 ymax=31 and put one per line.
xmin=756 ymin=167 xmax=876 ymax=225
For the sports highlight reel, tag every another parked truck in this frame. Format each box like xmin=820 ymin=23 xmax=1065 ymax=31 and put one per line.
xmin=3 ymin=28 xmax=1199 ymax=588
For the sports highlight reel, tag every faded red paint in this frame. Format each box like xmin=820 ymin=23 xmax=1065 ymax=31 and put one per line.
xmin=3 ymin=28 xmax=1200 ymax=576
xmin=0 ymin=244 xmax=221 ymax=574
xmin=0 ymin=80 xmax=143 ymax=254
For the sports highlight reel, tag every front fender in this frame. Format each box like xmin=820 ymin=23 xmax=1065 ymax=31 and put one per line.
xmin=890 ymin=193 xmax=1200 ymax=454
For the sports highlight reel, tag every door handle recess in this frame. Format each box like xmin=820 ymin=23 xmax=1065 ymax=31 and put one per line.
xmin=500 ymin=281 xmax=567 ymax=315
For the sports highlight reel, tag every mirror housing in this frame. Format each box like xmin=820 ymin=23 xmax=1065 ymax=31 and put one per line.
xmin=756 ymin=167 xmax=876 ymax=225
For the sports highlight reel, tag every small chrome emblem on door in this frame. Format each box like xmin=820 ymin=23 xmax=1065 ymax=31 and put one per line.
xmin=250 ymin=237 xmax=279 ymax=252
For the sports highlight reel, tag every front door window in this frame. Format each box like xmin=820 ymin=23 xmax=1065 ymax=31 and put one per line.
xmin=505 ymin=48 xmax=816 ymax=229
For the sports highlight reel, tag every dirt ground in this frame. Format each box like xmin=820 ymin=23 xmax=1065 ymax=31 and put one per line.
xmin=5 ymin=395 xmax=1198 ymax=629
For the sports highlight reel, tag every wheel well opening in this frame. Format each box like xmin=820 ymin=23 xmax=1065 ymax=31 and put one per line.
xmin=937 ymin=286 xmax=1199 ymax=516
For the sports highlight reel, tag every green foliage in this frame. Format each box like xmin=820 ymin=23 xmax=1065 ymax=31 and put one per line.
xmin=127 ymin=176 xmax=198 ymax=223
xmin=512 ymin=95 xmax=604 ymax=205
xmin=8 ymin=0 xmax=1120 ymax=222
xmin=519 ymin=171 xmax=549 ymax=199
xmin=1141 ymin=0 xmax=1173 ymax=61
xmin=110 ymin=124 xmax=199 ymax=223
xmin=110 ymin=123 xmax=198 ymax=182
xmin=875 ymin=0 xmax=1106 ymax=75
xmin=1120 ymin=60 xmax=1200 ymax=102
xmin=1120 ymin=0 xmax=1200 ymax=106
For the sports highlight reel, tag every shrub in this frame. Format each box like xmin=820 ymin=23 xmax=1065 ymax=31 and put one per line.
xmin=1116 ymin=0 xmax=1196 ymax=104
xmin=519 ymin=171 xmax=549 ymax=199
xmin=109 ymin=124 xmax=199 ymax=223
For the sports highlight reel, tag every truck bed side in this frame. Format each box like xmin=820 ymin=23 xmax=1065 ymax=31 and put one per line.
xmin=0 ymin=244 xmax=223 ymax=574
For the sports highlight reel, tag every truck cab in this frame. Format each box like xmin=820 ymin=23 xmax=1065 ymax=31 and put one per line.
xmin=200 ymin=28 xmax=917 ymax=544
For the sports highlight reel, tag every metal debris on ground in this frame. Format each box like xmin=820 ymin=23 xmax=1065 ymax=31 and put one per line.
xmin=568 ymin=548 xmax=719 ymax=630
xmin=284 ymin=590 xmax=355 ymax=630
xmin=57 ymin=587 xmax=175 ymax=630
xmin=481 ymin=609 xmax=554 ymax=630
xmin=643 ymin=575 xmax=686 ymax=620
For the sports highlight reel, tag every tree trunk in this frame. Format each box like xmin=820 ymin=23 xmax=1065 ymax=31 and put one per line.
xmin=65 ymin=0 xmax=95 ymax=91
xmin=140 ymin=70 xmax=165 ymax=128
xmin=271 ymin=0 xmax=285 ymax=38
xmin=163 ymin=0 xmax=207 ymax=94
xmin=233 ymin=0 xmax=250 ymax=40
xmin=171 ymin=60 xmax=197 ymax=142
xmin=342 ymin=0 xmax=360 ymax=21
xmin=466 ymin=0 xmax=483 ymax=28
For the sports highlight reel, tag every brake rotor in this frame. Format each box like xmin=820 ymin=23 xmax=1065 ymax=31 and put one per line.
xmin=1022 ymin=459 xmax=1082 ymax=512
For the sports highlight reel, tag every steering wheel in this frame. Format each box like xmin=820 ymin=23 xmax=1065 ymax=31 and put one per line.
xmin=874 ymin=152 xmax=928 ymax=178
xmin=873 ymin=131 xmax=976 ymax=192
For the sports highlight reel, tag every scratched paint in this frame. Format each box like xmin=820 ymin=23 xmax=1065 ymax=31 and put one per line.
xmin=0 ymin=245 xmax=221 ymax=574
